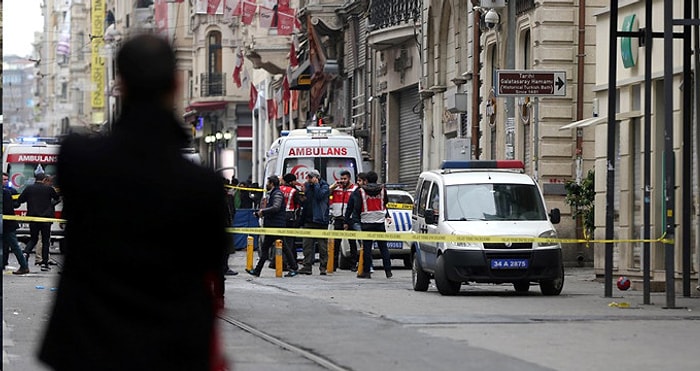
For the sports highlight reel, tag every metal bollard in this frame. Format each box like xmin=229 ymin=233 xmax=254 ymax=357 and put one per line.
xmin=275 ymin=239 xmax=283 ymax=278
xmin=357 ymin=246 xmax=364 ymax=277
xmin=327 ymin=238 xmax=334 ymax=275
xmin=246 ymin=236 xmax=254 ymax=271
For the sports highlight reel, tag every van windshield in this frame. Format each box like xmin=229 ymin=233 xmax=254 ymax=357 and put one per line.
xmin=283 ymin=158 xmax=357 ymax=183
xmin=445 ymin=183 xmax=546 ymax=221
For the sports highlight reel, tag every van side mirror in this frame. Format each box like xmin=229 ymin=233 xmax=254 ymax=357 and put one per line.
xmin=424 ymin=209 xmax=437 ymax=225
xmin=549 ymin=208 xmax=561 ymax=224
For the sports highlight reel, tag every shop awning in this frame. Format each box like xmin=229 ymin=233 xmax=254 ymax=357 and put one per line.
xmin=186 ymin=101 xmax=229 ymax=112
xmin=559 ymin=111 xmax=643 ymax=131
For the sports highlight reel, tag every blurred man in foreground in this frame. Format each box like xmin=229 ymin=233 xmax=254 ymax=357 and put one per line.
xmin=39 ymin=34 xmax=229 ymax=371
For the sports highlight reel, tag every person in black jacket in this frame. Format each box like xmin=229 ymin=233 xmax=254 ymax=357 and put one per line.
xmin=246 ymin=175 xmax=288 ymax=277
xmin=3 ymin=187 xmax=30 ymax=274
xmin=38 ymin=34 xmax=229 ymax=371
xmin=17 ymin=172 xmax=61 ymax=271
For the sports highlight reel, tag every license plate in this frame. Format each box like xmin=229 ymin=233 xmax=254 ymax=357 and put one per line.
xmin=490 ymin=259 xmax=529 ymax=269
xmin=386 ymin=241 xmax=403 ymax=249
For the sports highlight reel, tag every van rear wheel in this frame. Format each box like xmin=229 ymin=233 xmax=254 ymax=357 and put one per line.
xmin=435 ymin=255 xmax=460 ymax=295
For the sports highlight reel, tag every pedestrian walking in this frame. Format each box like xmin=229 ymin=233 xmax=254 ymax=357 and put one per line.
xmin=351 ymin=171 xmax=392 ymax=279
xmin=329 ymin=170 xmax=357 ymax=271
xmin=17 ymin=172 xmax=60 ymax=271
xmin=39 ymin=34 xmax=229 ymax=371
xmin=298 ymin=169 xmax=330 ymax=275
xmin=3 ymin=187 xmax=30 ymax=274
xmin=246 ymin=175 xmax=289 ymax=277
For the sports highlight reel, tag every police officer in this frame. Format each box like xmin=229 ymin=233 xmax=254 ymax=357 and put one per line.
xmin=329 ymin=170 xmax=357 ymax=271
xmin=351 ymin=171 xmax=392 ymax=279
xmin=280 ymin=173 xmax=303 ymax=276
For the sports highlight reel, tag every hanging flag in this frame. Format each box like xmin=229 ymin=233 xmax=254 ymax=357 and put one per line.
xmin=241 ymin=0 xmax=257 ymax=25
xmin=278 ymin=0 xmax=290 ymax=9
xmin=249 ymin=83 xmax=258 ymax=110
xmin=232 ymin=47 xmax=244 ymax=88
xmin=267 ymin=99 xmax=276 ymax=120
xmin=259 ymin=5 xmax=275 ymax=29
xmin=289 ymin=40 xmax=298 ymax=68
xmin=241 ymin=68 xmax=251 ymax=88
xmin=223 ymin=0 xmax=239 ymax=19
xmin=207 ymin=0 xmax=222 ymax=14
xmin=282 ymin=73 xmax=290 ymax=103
xmin=56 ymin=8 xmax=71 ymax=56
xmin=277 ymin=7 xmax=295 ymax=36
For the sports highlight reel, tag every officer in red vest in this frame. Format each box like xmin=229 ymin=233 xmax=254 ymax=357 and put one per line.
xmin=329 ymin=170 xmax=357 ymax=271
xmin=280 ymin=173 xmax=304 ymax=276
xmin=350 ymin=171 xmax=392 ymax=279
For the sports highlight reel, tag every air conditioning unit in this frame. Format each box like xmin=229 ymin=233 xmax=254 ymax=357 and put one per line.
xmin=480 ymin=0 xmax=507 ymax=9
xmin=446 ymin=92 xmax=468 ymax=113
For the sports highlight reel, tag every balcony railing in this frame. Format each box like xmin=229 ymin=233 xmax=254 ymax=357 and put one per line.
xmin=515 ymin=0 xmax=536 ymax=15
xmin=201 ymin=73 xmax=226 ymax=97
xmin=369 ymin=0 xmax=420 ymax=31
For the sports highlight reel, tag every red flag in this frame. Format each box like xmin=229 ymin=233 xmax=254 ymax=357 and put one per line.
xmin=207 ymin=0 xmax=222 ymax=14
xmin=282 ymin=74 xmax=290 ymax=103
xmin=277 ymin=7 xmax=295 ymax=36
xmin=249 ymin=83 xmax=258 ymax=110
xmin=267 ymin=99 xmax=276 ymax=120
xmin=232 ymin=47 xmax=243 ymax=88
xmin=278 ymin=0 xmax=290 ymax=8
xmin=229 ymin=0 xmax=242 ymax=16
xmin=241 ymin=0 xmax=257 ymax=25
xmin=289 ymin=42 xmax=298 ymax=68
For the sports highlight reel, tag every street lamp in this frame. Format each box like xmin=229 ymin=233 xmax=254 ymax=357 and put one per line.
xmin=223 ymin=130 xmax=232 ymax=143
xmin=205 ymin=134 xmax=216 ymax=168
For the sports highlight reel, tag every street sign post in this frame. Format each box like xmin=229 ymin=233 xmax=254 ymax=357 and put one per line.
xmin=495 ymin=70 xmax=566 ymax=97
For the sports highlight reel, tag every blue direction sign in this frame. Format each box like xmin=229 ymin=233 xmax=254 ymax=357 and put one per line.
xmin=496 ymin=70 xmax=566 ymax=97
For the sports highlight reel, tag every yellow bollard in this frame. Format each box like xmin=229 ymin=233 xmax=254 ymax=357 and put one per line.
xmin=246 ymin=236 xmax=254 ymax=271
xmin=357 ymin=246 xmax=364 ymax=277
xmin=275 ymin=239 xmax=283 ymax=277
xmin=327 ymin=238 xmax=334 ymax=275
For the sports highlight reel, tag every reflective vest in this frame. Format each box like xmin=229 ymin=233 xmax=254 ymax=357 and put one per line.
xmin=279 ymin=185 xmax=299 ymax=212
xmin=360 ymin=187 xmax=386 ymax=223
xmin=329 ymin=183 xmax=357 ymax=217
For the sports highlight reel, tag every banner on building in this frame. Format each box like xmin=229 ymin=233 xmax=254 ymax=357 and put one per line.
xmin=249 ymin=83 xmax=258 ymax=110
xmin=91 ymin=0 xmax=105 ymax=111
xmin=259 ymin=5 xmax=275 ymax=29
xmin=195 ymin=0 xmax=223 ymax=14
xmin=277 ymin=7 xmax=296 ymax=36
xmin=154 ymin=0 xmax=169 ymax=37
xmin=241 ymin=0 xmax=257 ymax=25
xmin=56 ymin=8 xmax=71 ymax=56
xmin=233 ymin=47 xmax=244 ymax=88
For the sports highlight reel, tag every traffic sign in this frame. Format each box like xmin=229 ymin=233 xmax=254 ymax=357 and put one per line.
xmin=495 ymin=70 xmax=566 ymax=97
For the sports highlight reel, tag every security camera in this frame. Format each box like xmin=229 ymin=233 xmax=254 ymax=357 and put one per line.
xmin=484 ymin=9 xmax=500 ymax=29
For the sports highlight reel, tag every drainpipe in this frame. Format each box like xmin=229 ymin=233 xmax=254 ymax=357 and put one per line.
xmin=576 ymin=1 xmax=587 ymax=248
xmin=472 ymin=8 xmax=481 ymax=159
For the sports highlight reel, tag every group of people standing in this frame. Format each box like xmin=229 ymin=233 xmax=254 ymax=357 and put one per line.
xmin=245 ymin=169 xmax=393 ymax=279
xmin=2 ymin=172 xmax=61 ymax=274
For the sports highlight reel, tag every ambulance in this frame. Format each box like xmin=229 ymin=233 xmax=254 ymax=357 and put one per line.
xmin=264 ymin=126 xmax=363 ymax=184
xmin=2 ymin=140 xmax=65 ymax=251
xmin=264 ymin=126 xmax=363 ymax=265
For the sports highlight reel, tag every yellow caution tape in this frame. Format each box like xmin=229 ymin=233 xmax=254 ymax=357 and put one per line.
xmin=3 ymin=215 xmax=65 ymax=223
xmin=225 ymin=185 xmax=265 ymax=192
xmin=226 ymin=227 xmax=674 ymax=245
xmin=0 ymin=215 xmax=674 ymax=245
xmin=386 ymin=202 xmax=413 ymax=210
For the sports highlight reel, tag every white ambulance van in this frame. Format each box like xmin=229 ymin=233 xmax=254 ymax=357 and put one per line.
xmin=264 ymin=126 xmax=363 ymax=266
xmin=411 ymin=160 xmax=564 ymax=296
xmin=264 ymin=126 xmax=363 ymax=184
xmin=2 ymin=140 xmax=65 ymax=250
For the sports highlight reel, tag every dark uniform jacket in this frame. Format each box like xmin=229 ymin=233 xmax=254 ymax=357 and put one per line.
xmin=17 ymin=181 xmax=60 ymax=218
xmin=3 ymin=188 xmax=19 ymax=232
xmin=39 ymin=103 xmax=228 ymax=371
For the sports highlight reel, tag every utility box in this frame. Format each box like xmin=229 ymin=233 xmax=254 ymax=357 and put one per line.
xmin=445 ymin=138 xmax=471 ymax=160
xmin=446 ymin=92 xmax=468 ymax=113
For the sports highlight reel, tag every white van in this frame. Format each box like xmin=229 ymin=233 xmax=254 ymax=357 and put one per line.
xmin=411 ymin=160 xmax=564 ymax=296
xmin=2 ymin=141 xmax=65 ymax=251
xmin=264 ymin=126 xmax=363 ymax=184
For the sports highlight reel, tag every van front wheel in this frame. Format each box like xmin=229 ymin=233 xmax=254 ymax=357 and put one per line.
xmin=412 ymin=254 xmax=430 ymax=291
xmin=435 ymin=255 xmax=460 ymax=295
xmin=540 ymin=266 xmax=565 ymax=296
